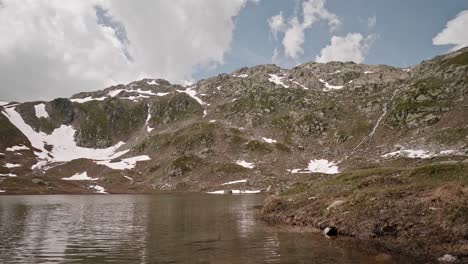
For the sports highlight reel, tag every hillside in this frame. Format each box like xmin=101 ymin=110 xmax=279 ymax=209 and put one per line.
xmin=1 ymin=46 xmax=467 ymax=261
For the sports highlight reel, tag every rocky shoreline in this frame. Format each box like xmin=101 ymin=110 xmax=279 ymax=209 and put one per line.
xmin=257 ymin=162 xmax=468 ymax=263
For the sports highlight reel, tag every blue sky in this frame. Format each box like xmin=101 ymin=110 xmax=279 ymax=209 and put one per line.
xmin=195 ymin=0 xmax=468 ymax=79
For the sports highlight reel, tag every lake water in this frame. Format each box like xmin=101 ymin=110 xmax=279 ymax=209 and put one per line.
xmin=0 ymin=194 xmax=414 ymax=263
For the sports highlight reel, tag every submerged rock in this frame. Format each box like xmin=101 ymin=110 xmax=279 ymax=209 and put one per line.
xmin=438 ymin=254 xmax=457 ymax=262
xmin=323 ymin=226 xmax=338 ymax=237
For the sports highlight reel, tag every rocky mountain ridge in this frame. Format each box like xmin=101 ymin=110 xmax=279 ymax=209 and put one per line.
xmin=0 ymin=47 xmax=467 ymax=194
xmin=1 ymin=46 xmax=467 ymax=262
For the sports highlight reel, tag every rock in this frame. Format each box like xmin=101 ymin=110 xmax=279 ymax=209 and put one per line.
xmin=31 ymin=178 xmax=45 ymax=185
xmin=323 ymin=226 xmax=338 ymax=237
xmin=326 ymin=200 xmax=345 ymax=210
xmin=438 ymin=254 xmax=457 ymax=262
xmin=416 ymin=94 xmax=431 ymax=102
xmin=223 ymin=190 xmax=233 ymax=194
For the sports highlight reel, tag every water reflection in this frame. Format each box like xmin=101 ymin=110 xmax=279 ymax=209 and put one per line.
xmin=0 ymin=194 xmax=414 ymax=263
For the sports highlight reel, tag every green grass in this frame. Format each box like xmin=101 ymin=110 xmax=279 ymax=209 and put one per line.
xmin=446 ymin=51 xmax=468 ymax=66
xmin=244 ymin=140 xmax=272 ymax=154
xmin=172 ymin=154 xmax=203 ymax=173
xmin=78 ymin=99 xmax=146 ymax=147
xmin=406 ymin=163 xmax=468 ymax=183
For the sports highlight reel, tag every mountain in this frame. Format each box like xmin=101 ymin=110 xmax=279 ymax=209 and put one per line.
xmin=1 ymin=47 xmax=467 ymax=260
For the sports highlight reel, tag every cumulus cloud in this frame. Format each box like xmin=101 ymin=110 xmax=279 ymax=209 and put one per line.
xmin=0 ymin=0 xmax=250 ymax=101
xmin=433 ymin=10 xmax=468 ymax=51
xmin=268 ymin=0 xmax=340 ymax=59
xmin=315 ymin=33 xmax=375 ymax=63
xmin=268 ymin=12 xmax=286 ymax=40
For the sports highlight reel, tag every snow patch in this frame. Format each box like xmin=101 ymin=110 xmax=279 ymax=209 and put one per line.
xmin=235 ymin=160 xmax=255 ymax=169
xmin=147 ymin=80 xmax=159 ymax=85
xmin=382 ymin=149 xmax=432 ymax=159
xmin=209 ymin=120 xmax=216 ymax=123
xmin=207 ymin=189 xmax=262 ymax=194
xmin=6 ymin=145 xmax=29 ymax=151
xmin=262 ymin=137 xmax=277 ymax=144
xmin=233 ymin=74 xmax=248 ymax=78
xmin=318 ymin=79 xmax=344 ymax=91
xmin=177 ymin=86 xmax=205 ymax=105
xmin=222 ymin=179 xmax=247 ymax=185
xmin=34 ymin=104 xmax=49 ymax=118
xmin=62 ymin=172 xmax=98 ymax=181
xmin=364 ymin=71 xmax=374 ymax=74
xmin=3 ymin=163 xmax=21 ymax=168
xmin=0 ymin=190 xmax=5 ymax=193
xmin=108 ymin=89 xmax=124 ymax=97
xmin=70 ymin=96 xmax=107 ymax=103
xmin=96 ymin=155 xmax=151 ymax=170
xmin=123 ymin=175 xmax=133 ymax=181
xmin=216 ymin=86 xmax=222 ymax=91
xmin=268 ymin=74 xmax=289 ymax=88
xmin=0 ymin=101 xmax=9 ymax=106
xmin=439 ymin=150 xmax=455 ymax=155
xmin=2 ymin=107 xmax=129 ymax=169
xmin=0 ymin=173 xmax=17 ymax=177
xmin=146 ymin=105 xmax=154 ymax=133
xmin=90 ymin=184 xmax=107 ymax=194
xmin=288 ymin=159 xmax=339 ymax=174
xmin=292 ymin=81 xmax=309 ymax=90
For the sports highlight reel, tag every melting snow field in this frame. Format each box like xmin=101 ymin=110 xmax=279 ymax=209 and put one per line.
xmin=6 ymin=145 xmax=29 ymax=151
xmin=381 ymin=149 xmax=461 ymax=159
xmin=262 ymin=137 xmax=277 ymax=144
xmin=222 ymin=179 xmax=247 ymax=185
xmin=71 ymin=86 xmax=169 ymax=103
xmin=318 ymin=79 xmax=344 ymax=91
xmin=177 ymin=86 xmax=206 ymax=105
xmin=146 ymin=105 xmax=154 ymax=132
xmin=382 ymin=149 xmax=432 ymax=159
xmin=96 ymin=155 xmax=151 ymax=170
xmin=34 ymin=104 xmax=49 ymax=119
xmin=232 ymin=74 xmax=248 ymax=78
xmin=288 ymin=159 xmax=340 ymax=174
xmin=2 ymin=106 xmax=129 ymax=169
xmin=291 ymin=81 xmax=309 ymax=90
xmin=90 ymin=184 xmax=107 ymax=194
xmin=207 ymin=189 xmax=262 ymax=194
xmin=268 ymin=74 xmax=289 ymax=88
xmin=235 ymin=160 xmax=255 ymax=169
xmin=62 ymin=172 xmax=98 ymax=181
xmin=0 ymin=173 xmax=17 ymax=177
xmin=3 ymin=163 xmax=22 ymax=168
xmin=70 ymin=96 xmax=106 ymax=103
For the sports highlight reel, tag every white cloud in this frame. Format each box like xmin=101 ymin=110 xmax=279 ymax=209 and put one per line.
xmin=433 ymin=10 xmax=468 ymax=51
xmin=268 ymin=12 xmax=286 ymax=40
xmin=302 ymin=0 xmax=340 ymax=31
xmin=315 ymin=33 xmax=375 ymax=63
xmin=367 ymin=15 xmax=377 ymax=29
xmin=282 ymin=18 xmax=306 ymax=59
xmin=268 ymin=0 xmax=341 ymax=59
xmin=0 ymin=0 xmax=251 ymax=101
